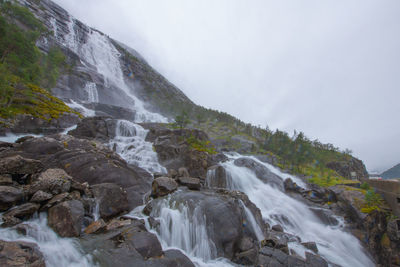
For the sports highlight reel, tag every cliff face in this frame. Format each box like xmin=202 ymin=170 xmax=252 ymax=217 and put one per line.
xmin=16 ymin=0 xmax=195 ymax=120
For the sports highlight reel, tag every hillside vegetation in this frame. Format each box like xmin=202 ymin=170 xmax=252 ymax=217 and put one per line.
xmin=0 ymin=0 xmax=78 ymax=122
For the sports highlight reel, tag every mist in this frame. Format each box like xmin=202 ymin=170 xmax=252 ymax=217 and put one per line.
xmin=53 ymin=0 xmax=400 ymax=173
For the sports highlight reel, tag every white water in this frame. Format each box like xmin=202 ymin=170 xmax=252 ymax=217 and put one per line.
xmin=219 ymin=155 xmax=374 ymax=267
xmin=239 ymin=200 xmax=264 ymax=242
xmin=0 ymin=213 xmax=95 ymax=267
xmin=67 ymin=99 xmax=95 ymax=117
xmin=110 ymin=120 xmax=166 ymax=174
xmin=0 ymin=133 xmax=42 ymax=143
xmin=128 ymin=198 xmax=236 ymax=267
xmin=84 ymin=82 xmax=99 ymax=103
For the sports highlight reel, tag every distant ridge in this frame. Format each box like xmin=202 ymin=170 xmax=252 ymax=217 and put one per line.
xmin=381 ymin=163 xmax=400 ymax=179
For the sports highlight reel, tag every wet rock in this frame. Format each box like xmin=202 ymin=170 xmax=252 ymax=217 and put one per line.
xmin=0 ymin=185 xmax=23 ymax=211
xmin=177 ymin=177 xmax=201 ymax=190
xmin=238 ymin=236 xmax=254 ymax=252
xmin=29 ymin=168 xmax=72 ymax=195
xmin=258 ymin=246 xmax=288 ymax=266
xmin=106 ymin=218 xmax=132 ymax=231
xmin=153 ymin=172 xmax=164 ymax=179
xmin=84 ymin=219 xmax=106 ymax=234
xmin=91 ymin=183 xmax=130 ymax=219
xmin=272 ymin=224 xmax=284 ymax=232
xmin=233 ymin=157 xmax=283 ymax=189
xmin=301 ymin=242 xmax=318 ymax=253
xmin=0 ymin=240 xmax=45 ymax=267
xmin=4 ymin=203 xmax=40 ymax=220
xmin=30 ymin=190 xmax=53 ymax=203
xmin=178 ymin=167 xmax=190 ymax=177
xmin=168 ymin=169 xmax=178 ymax=178
xmin=14 ymin=223 xmax=35 ymax=236
xmin=305 ymin=252 xmax=328 ymax=267
xmin=40 ymin=192 xmax=69 ymax=210
xmin=0 ymin=155 xmax=43 ymax=175
xmin=2 ymin=215 xmax=22 ymax=227
xmin=48 ymin=200 xmax=84 ymax=237
xmin=124 ymin=230 xmax=163 ymax=259
xmin=206 ymin=165 xmax=228 ymax=189
xmin=152 ymin=177 xmax=178 ymax=197
xmin=160 ymin=249 xmax=196 ymax=267
xmin=235 ymin=247 xmax=258 ymax=265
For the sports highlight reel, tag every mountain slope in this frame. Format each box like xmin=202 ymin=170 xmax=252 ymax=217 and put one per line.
xmin=381 ymin=163 xmax=400 ymax=179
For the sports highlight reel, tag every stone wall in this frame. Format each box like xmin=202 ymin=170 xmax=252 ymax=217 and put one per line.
xmin=367 ymin=179 xmax=400 ymax=217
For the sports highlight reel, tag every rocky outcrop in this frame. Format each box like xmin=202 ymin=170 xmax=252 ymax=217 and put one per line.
xmin=0 ymin=240 xmax=46 ymax=267
xmin=68 ymin=116 xmax=117 ymax=142
xmin=326 ymin=156 xmax=369 ymax=180
xmin=1 ymin=134 xmax=152 ymax=211
xmin=143 ymin=124 xmax=217 ymax=179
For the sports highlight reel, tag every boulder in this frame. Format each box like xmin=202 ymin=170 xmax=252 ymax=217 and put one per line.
xmin=0 ymin=186 xmax=23 ymax=211
xmin=0 ymin=240 xmax=45 ymax=267
xmin=68 ymin=116 xmax=116 ymax=141
xmin=40 ymin=192 xmax=70 ymax=210
xmin=91 ymin=183 xmax=130 ymax=219
xmin=272 ymin=224 xmax=284 ymax=232
xmin=177 ymin=177 xmax=201 ymax=190
xmin=233 ymin=158 xmax=283 ymax=189
xmin=284 ymin=178 xmax=301 ymax=192
xmin=105 ymin=218 xmax=132 ymax=231
xmin=0 ymin=155 xmax=43 ymax=175
xmin=30 ymin=190 xmax=53 ymax=203
xmin=29 ymin=168 xmax=72 ymax=195
xmin=48 ymin=200 xmax=84 ymax=237
xmin=152 ymin=177 xmax=178 ymax=197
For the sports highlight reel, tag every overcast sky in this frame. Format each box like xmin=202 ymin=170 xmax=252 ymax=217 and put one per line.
xmin=53 ymin=0 xmax=400 ymax=173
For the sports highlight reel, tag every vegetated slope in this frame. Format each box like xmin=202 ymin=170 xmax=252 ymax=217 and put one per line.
xmin=0 ymin=0 xmax=80 ymax=129
xmin=2 ymin=0 xmax=368 ymax=185
xmin=381 ymin=163 xmax=400 ymax=179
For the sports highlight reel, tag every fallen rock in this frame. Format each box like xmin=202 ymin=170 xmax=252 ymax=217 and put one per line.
xmin=0 ymin=155 xmax=43 ymax=175
xmin=106 ymin=218 xmax=132 ymax=231
xmin=48 ymin=200 xmax=84 ymax=237
xmin=29 ymin=168 xmax=72 ymax=195
xmin=0 ymin=186 xmax=23 ymax=211
xmin=4 ymin=203 xmax=40 ymax=220
xmin=84 ymin=219 xmax=106 ymax=234
xmin=177 ymin=177 xmax=201 ymax=190
xmin=91 ymin=183 xmax=130 ymax=219
xmin=151 ymin=177 xmax=178 ymax=197
xmin=30 ymin=190 xmax=53 ymax=203
xmin=41 ymin=192 xmax=69 ymax=210
xmin=272 ymin=224 xmax=284 ymax=232
xmin=0 ymin=240 xmax=45 ymax=267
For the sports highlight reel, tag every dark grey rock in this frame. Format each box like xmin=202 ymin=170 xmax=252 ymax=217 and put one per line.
xmin=177 ymin=177 xmax=201 ymax=190
xmin=48 ymin=200 xmax=84 ymax=237
xmin=0 ymin=240 xmax=45 ymax=267
xmin=152 ymin=177 xmax=178 ymax=197
xmin=0 ymin=186 xmax=23 ymax=211
xmin=91 ymin=183 xmax=130 ymax=219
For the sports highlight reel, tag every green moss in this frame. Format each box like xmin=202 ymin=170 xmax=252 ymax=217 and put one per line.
xmin=186 ymin=134 xmax=217 ymax=154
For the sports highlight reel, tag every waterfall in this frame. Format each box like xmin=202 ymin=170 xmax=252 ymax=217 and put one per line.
xmin=110 ymin=120 xmax=166 ymax=174
xmin=51 ymin=14 xmax=167 ymax=123
xmin=239 ymin=200 xmax=264 ymax=242
xmin=84 ymin=82 xmax=99 ymax=103
xmin=220 ymin=154 xmax=374 ymax=267
xmin=0 ymin=213 xmax=95 ymax=267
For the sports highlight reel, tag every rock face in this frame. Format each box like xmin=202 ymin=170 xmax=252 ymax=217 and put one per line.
xmin=48 ymin=200 xmax=84 ymax=237
xmin=234 ymin=157 xmax=283 ymax=189
xmin=0 ymin=240 xmax=46 ymax=267
xmin=206 ymin=165 xmax=228 ymax=189
xmin=91 ymin=183 xmax=130 ymax=219
xmin=326 ymin=156 xmax=369 ymax=180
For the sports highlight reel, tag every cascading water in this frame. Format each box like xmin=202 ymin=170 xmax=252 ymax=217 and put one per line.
xmin=84 ymin=82 xmax=99 ymax=103
xmin=217 ymin=154 xmax=375 ymax=267
xmin=110 ymin=120 xmax=166 ymax=174
xmin=0 ymin=213 xmax=95 ymax=267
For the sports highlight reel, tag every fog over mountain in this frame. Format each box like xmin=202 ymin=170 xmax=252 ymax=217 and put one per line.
xmin=53 ymin=0 xmax=400 ymax=173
